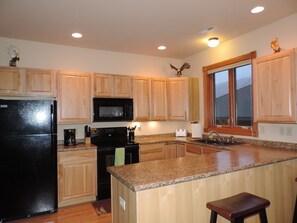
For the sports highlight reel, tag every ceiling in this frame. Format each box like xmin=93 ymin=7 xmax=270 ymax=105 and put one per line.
xmin=1 ymin=0 xmax=297 ymax=59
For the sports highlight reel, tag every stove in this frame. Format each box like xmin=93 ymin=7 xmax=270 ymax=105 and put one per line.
xmin=91 ymin=127 xmax=139 ymax=200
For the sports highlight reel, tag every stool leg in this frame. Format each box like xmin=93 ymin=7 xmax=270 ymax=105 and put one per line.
xmin=259 ymin=209 xmax=268 ymax=223
xmin=232 ymin=218 xmax=244 ymax=223
xmin=210 ymin=211 xmax=217 ymax=223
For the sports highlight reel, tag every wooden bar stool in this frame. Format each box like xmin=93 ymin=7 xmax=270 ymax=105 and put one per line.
xmin=206 ymin=192 xmax=270 ymax=223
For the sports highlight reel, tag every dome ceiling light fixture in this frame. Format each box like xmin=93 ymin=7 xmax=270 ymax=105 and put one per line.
xmin=251 ymin=6 xmax=265 ymax=14
xmin=72 ymin=32 xmax=82 ymax=38
xmin=208 ymin=37 xmax=220 ymax=48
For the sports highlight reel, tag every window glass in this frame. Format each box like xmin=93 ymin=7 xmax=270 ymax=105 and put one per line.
xmin=235 ymin=65 xmax=252 ymax=126
xmin=213 ymin=70 xmax=229 ymax=125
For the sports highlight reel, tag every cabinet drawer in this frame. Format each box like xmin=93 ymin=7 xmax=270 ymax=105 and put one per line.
xmin=186 ymin=143 xmax=202 ymax=155
xmin=59 ymin=149 xmax=96 ymax=162
xmin=140 ymin=143 xmax=165 ymax=162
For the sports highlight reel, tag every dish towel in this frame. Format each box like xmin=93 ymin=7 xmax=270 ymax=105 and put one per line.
xmin=114 ymin=147 xmax=125 ymax=166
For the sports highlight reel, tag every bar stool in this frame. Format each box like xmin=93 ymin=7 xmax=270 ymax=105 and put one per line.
xmin=206 ymin=192 xmax=270 ymax=223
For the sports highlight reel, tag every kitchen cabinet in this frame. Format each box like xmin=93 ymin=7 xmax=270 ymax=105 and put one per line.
xmin=165 ymin=142 xmax=186 ymax=159
xmin=133 ymin=77 xmax=150 ymax=121
xmin=139 ymin=143 xmax=166 ymax=162
xmin=253 ymin=48 xmax=297 ymax=123
xmin=57 ymin=71 xmax=92 ymax=124
xmin=58 ymin=149 xmax=97 ymax=207
xmin=94 ymin=73 xmax=132 ymax=98
xmin=167 ymin=77 xmax=199 ymax=121
xmin=0 ymin=66 xmax=56 ymax=97
xmin=151 ymin=78 xmax=167 ymax=120
xmin=133 ymin=76 xmax=167 ymax=121
xmin=185 ymin=143 xmax=202 ymax=156
xmin=25 ymin=68 xmax=56 ymax=96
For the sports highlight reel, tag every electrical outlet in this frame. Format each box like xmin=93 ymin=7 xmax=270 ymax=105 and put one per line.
xmin=119 ymin=196 xmax=126 ymax=210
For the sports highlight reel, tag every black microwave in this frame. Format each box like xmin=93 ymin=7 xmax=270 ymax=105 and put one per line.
xmin=93 ymin=98 xmax=133 ymax=122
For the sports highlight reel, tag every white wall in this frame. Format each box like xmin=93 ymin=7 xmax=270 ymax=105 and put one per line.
xmin=184 ymin=12 xmax=297 ymax=143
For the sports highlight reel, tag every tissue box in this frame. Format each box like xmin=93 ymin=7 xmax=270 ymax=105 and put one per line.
xmin=175 ymin=129 xmax=187 ymax=137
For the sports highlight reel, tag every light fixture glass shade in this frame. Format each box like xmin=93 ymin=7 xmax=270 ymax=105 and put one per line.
xmin=251 ymin=6 xmax=264 ymax=14
xmin=72 ymin=32 xmax=82 ymax=38
xmin=208 ymin=37 xmax=220 ymax=47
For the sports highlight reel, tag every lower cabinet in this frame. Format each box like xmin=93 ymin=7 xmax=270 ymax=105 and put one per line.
xmin=58 ymin=149 xmax=97 ymax=207
xmin=139 ymin=143 xmax=166 ymax=162
xmin=165 ymin=143 xmax=186 ymax=159
xmin=186 ymin=143 xmax=222 ymax=156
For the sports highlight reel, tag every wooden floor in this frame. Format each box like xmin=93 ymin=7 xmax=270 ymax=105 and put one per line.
xmin=9 ymin=202 xmax=112 ymax=223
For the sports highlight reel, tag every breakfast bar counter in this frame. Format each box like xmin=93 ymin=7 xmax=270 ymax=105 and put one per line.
xmin=108 ymin=143 xmax=297 ymax=223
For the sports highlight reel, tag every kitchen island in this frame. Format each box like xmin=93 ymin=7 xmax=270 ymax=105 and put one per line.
xmin=108 ymin=143 xmax=297 ymax=223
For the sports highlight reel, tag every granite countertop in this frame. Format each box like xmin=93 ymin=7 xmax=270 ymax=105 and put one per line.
xmin=58 ymin=143 xmax=97 ymax=152
xmin=108 ymin=143 xmax=297 ymax=192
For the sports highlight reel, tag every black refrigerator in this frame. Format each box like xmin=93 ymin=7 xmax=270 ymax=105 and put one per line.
xmin=0 ymin=100 xmax=57 ymax=222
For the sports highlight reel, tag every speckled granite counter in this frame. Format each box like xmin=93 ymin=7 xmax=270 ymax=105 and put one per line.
xmin=108 ymin=143 xmax=297 ymax=192
xmin=58 ymin=143 xmax=97 ymax=152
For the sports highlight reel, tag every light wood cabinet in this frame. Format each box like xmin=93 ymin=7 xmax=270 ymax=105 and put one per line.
xmin=167 ymin=77 xmax=199 ymax=121
xmin=0 ymin=67 xmax=22 ymax=95
xmin=253 ymin=48 xmax=297 ymax=123
xmin=151 ymin=78 xmax=167 ymax=121
xmin=185 ymin=143 xmax=202 ymax=156
xmin=0 ymin=66 xmax=56 ymax=97
xmin=94 ymin=73 xmax=132 ymax=98
xmin=58 ymin=149 xmax=97 ymax=207
xmin=165 ymin=143 xmax=186 ymax=159
xmin=25 ymin=68 xmax=56 ymax=96
xmin=133 ymin=76 xmax=167 ymax=121
xmin=57 ymin=71 xmax=92 ymax=124
xmin=133 ymin=77 xmax=150 ymax=121
xmin=139 ymin=143 xmax=166 ymax=162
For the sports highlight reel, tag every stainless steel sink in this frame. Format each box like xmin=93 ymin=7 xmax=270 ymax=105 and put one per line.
xmin=191 ymin=138 xmax=244 ymax=146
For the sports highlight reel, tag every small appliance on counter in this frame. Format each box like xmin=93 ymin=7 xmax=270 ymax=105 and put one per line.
xmin=176 ymin=129 xmax=187 ymax=137
xmin=127 ymin=126 xmax=136 ymax=143
xmin=64 ymin=129 xmax=76 ymax=146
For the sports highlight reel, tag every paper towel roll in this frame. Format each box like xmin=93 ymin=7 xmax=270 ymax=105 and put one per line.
xmin=191 ymin=123 xmax=202 ymax=138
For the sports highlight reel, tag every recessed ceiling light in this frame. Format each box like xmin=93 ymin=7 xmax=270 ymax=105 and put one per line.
xmin=72 ymin=32 xmax=82 ymax=38
xmin=251 ymin=6 xmax=264 ymax=14
xmin=158 ymin=45 xmax=166 ymax=50
xmin=208 ymin=37 xmax=220 ymax=48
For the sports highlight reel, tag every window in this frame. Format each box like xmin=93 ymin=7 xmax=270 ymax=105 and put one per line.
xmin=203 ymin=51 xmax=257 ymax=136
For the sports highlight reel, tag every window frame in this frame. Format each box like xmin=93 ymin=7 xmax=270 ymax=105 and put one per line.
xmin=202 ymin=51 xmax=258 ymax=136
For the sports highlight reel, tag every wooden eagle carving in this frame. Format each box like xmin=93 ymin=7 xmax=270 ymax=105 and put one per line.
xmin=170 ymin=62 xmax=191 ymax=76
xmin=271 ymin=37 xmax=281 ymax=53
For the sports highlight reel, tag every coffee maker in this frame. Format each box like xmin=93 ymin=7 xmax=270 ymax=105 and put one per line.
xmin=64 ymin=129 xmax=76 ymax=146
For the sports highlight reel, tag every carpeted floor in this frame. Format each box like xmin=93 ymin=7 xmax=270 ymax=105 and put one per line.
xmin=91 ymin=199 xmax=111 ymax=216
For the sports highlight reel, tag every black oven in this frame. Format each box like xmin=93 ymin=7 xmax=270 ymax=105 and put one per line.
xmin=93 ymin=98 xmax=133 ymax=122
xmin=91 ymin=127 xmax=139 ymax=200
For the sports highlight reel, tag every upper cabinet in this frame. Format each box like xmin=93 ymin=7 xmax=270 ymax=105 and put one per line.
xmin=133 ymin=76 xmax=167 ymax=121
xmin=94 ymin=73 xmax=132 ymax=98
xmin=167 ymin=77 xmax=199 ymax=121
xmin=25 ymin=68 xmax=56 ymax=96
xmin=0 ymin=67 xmax=22 ymax=95
xmin=0 ymin=66 xmax=56 ymax=97
xmin=253 ymin=48 xmax=297 ymax=123
xmin=57 ymin=71 xmax=92 ymax=124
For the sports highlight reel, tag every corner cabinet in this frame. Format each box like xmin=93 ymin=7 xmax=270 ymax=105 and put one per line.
xmin=57 ymin=71 xmax=92 ymax=124
xmin=167 ymin=77 xmax=199 ymax=121
xmin=253 ymin=48 xmax=297 ymax=123
xmin=58 ymin=149 xmax=97 ymax=207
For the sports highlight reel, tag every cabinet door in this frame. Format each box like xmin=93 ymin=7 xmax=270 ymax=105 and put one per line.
xmin=58 ymin=71 xmax=92 ymax=123
xmin=151 ymin=78 xmax=167 ymax=120
xmin=165 ymin=143 xmax=177 ymax=159
xmin=58 ymin=150 xmax=97 ymax=207
xmin=202 ymin=147 xmax=222 ymax=154
xmin=26 ymin=68 xmax=56 ymax=96
xmin=139 ymin=143 xmax=165 ymax=162
xmin=168 ymin=78 xmax=187 ymax=120
xmin=94 ymin=73 xmax=113 ymax=97
xmin=185 ymin=143 xmax=202 ymax=156
xmin=0 ymin=67 xmax=22 ymax=95
xmin=176 ymin=143 xmax=186 ymax=157
xmin=253 ymin=49 xmax=297 ymax=123
xmin=133 ymin=77 xmax=150 ymax=121
xmin=114 ymin=75 xmax=132 ymax=98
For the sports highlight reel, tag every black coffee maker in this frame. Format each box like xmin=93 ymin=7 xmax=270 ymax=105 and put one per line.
xmin=64 ymin=129 xmax=76 ymax=146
